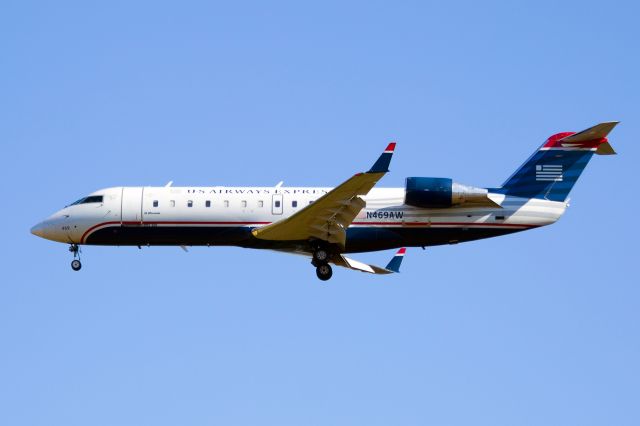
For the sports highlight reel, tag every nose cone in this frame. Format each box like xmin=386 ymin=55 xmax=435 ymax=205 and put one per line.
xmin=31 ymin=214 xmax=73 ymax=243
xmin=31 ymin=222 xmax=46 ymax=238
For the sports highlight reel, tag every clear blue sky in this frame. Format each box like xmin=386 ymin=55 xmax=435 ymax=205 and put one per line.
xmin=2 ymin=1 xmax=638 ymax=425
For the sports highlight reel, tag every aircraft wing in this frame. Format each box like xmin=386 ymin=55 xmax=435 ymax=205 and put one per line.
xmin=332 ymin=248 xmax=406 ymax=274
xmin=251 ymin=143 xmax=396 ymax=249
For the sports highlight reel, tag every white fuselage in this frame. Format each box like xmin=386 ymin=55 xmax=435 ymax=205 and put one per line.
xmin=31 ymin=186 xmax=567 ymax=251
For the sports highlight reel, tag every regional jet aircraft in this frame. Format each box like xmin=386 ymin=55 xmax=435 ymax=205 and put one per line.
xmin=31 ymin=122 xmax=618 ymax=280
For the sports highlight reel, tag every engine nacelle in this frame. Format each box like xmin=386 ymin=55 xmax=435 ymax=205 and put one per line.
xmin=404 ymin=177 xmax=491 ymax=208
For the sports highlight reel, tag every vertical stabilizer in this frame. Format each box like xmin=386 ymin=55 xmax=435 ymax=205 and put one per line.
xmin=497 ymin=122 xmax=619 ymax=202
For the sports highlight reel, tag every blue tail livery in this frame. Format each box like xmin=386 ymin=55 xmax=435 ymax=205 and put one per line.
xmin=496 ymin=122 xmax=618 ymax=202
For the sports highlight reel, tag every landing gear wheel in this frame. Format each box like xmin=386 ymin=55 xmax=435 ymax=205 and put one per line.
xmin=313 ymin=249 xmax=329 ymax=263
xmin=69 ymin=244 xmax=82 ymax=271
xmin=316 ymin=264 xmax=333 ymax=281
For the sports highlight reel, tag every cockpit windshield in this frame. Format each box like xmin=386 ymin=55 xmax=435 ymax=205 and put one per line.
xmin=67 ymin=195 xmax=104 ymax=207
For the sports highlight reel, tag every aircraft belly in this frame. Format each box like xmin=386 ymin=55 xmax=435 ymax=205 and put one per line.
xmin=343 ymin=226 xmax=525 ymax=253
xmin=84 ymin=223 xmax=526 ymax=253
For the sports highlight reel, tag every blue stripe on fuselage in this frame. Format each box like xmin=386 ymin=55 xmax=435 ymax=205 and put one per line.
xmin=85 ymin=224 xmax=525 ymax=253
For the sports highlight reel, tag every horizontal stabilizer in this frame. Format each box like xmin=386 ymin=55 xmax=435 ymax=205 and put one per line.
xmin=558 ymin=121 xmax=619 ymax=143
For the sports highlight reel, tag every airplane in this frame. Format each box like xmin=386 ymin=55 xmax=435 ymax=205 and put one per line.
xmin=31 ymin=122 xmax=619 ymax=281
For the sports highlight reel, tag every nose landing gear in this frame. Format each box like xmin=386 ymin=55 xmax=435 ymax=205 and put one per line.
xmin=69 ymin=244 xmax=82 ymax=271
xmin=71 ymin=259 xmax=82 ymax=271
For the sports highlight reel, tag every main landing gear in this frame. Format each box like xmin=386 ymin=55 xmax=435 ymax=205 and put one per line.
xmin=69 ymin=244 xmax=82 ymax=271
xmin=315 ymin=263 xmax=333 ymax=281
xmin=312 ymin=246 xmax=333 ymax=281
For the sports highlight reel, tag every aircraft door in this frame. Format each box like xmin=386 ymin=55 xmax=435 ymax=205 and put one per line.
xmin=121 ymin=187 xmax=143 ymax=223
xmin=272 ymin=194 xmax=283 ymax=215
xmin=102 ymin=189 xmax=122 ymax=221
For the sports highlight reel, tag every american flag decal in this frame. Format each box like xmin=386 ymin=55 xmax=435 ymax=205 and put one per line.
xmin=536 ymin=164 xmax=563 ymax=181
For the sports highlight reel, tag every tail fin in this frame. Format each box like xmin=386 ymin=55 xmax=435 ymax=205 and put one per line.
xmin=497 ymin=122 xmax=619 ymax=202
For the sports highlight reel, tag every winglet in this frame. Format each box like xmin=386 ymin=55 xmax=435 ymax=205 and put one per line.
xmin=385 ymin=247 xmax=406 ymax=273
xmin=368 ymin=142 xmax=396 ymax=173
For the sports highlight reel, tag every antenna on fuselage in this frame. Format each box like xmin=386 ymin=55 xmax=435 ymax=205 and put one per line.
xmin=165 ymin=181 xmax=173 ymax=187
xmin=275 ymin=181 xmax=284 ymax=188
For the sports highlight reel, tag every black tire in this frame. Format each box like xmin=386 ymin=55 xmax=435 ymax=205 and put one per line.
xmin=316 ymin=264 xmax=333 ymax=281
xmin=313 ymin=249 xmax=329 ymax=263
xmin=71 ymin=259 xmax=82 ymax=271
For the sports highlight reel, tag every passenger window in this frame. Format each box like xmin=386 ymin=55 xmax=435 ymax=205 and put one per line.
xmin=153 ymin=200 xmax=159 ymax=207
xmin=241 ymin=200 xmax=247 ymax=208
xmin=170 ymin=200 xmax=175 ymax=207
xmin=187 ymin=200 xmax=193 ymax=208
xmin=224 ymin=200 xmax=229 ymax=207
xmin=258 ymin=200 xmax=264 ymax=208
xmin=275 ymin=201 xmax=281 ymax=208
xmin=205 ymin=200 xmax=211 ymax=208
xmin=292 ymin=201 xmax=298 ymax=208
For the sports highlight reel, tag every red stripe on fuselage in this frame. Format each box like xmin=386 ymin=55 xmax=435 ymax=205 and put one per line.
xmin=81 ymin=221 xmax=272 ymax=243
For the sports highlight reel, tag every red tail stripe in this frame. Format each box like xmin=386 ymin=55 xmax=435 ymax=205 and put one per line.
xmin=543 ymin=132 xmax=607 ymax=149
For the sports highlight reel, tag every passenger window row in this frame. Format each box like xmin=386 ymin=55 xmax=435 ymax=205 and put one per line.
xmin=152 ymin=199 xmax=306 ymax=208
